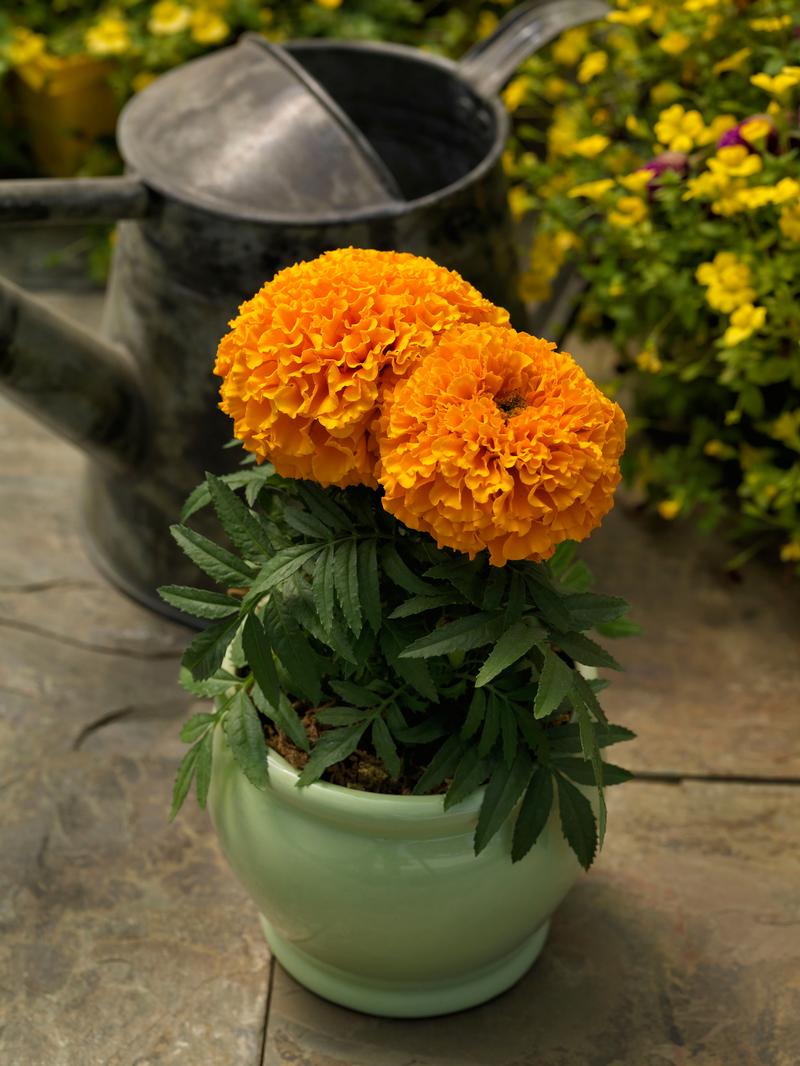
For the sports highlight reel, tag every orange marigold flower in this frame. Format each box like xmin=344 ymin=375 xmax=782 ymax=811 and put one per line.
xmin=214 ymin=249 xmax=506 ymax=487
xmin=375 ymin=324 xmax=626 ymax=565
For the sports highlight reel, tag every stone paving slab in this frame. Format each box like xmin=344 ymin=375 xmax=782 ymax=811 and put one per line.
xmin=263 ymin=780 xmax=800 ymax=1066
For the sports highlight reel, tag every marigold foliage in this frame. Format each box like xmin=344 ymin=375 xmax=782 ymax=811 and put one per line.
xmin=214 ymin=249 xmax=506 ymax=489
xmin=376 ymin=324 xmax=625 ymax=565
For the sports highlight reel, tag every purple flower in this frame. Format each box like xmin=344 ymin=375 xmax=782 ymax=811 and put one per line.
xmin=718 ymin=115 xmax=778 ymax=153
xmin=637 ymin=152 xmax=688 ymax=199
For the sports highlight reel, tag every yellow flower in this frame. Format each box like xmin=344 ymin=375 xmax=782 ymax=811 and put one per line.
xmin=190 ymin=8 xmax=229 ymax=44
xmin=739 ymin=117 xmax=772 ymax=144
xmin=780 ymin=540 xmax=800 ymax=563
xmin=771 ymin=178 xmax=800 ymax=203
xmin=683 ymin=0 xmax=719 ymax=9
xmin=86 ymin=16 xmax=131 ymax=56
xmin=696 ymin=114 xmax=737 ymax=145
xmin=214 ymin=249 xmax=507 ymax=487
xmin=655 ymin=105 xmax=705 ymax=152
xmin=148 ymin=2 xmax=191 ymax=35
xmin=708 ymin=145 xmax=763 ymax=179
xmin=476 ymin=11 xmax=499 ymax=39
xmin=376 ymin=323 xmax=626 ymax=565
xmin=770 ymin=410 xmax=800 ymax=448
xmin=552 ymin=27 xmax=589 ymax=66
xmin=608 ymin=196 xmax=648 ymax=227
xmin=751 ymin=67 xmax=800 ymax=97
xmin=6 ymin=28 xmax=47 ymax=67
xmin=696 ymin=252 xmax=755 ymax=313
xmin=568 ymin=178 xmax=615 ymax=200
xmin=547 ymin=106 xmax=580 ymax=158
xmin=619 ymin=170 xmax=651 ymax=193
xmin=704 ymin=439 xmax=735 ymax=459
xmin=607 ymin=5 xmax=653 ymax=27
xmin=577 ymin=50 xmax=608 ymax=84
xmin=573 ymin=134 xmax=610 ymax=158
xmin=132 ymin=70 xmax=158 ymax=92
xmin=636 ymin=345 xmax=662 ymax=373
xmin=711 ymin=47 xmax=750 ymax=76
xmin=779 ymin=202 xmax=800 ymax=240
xmin=749 ymin=16 xmax=792 ymax=32
xmin=650 ymin=81 xmax=681 ymax=106
xmin=315 ymin=0 xmax=343 ymax=8
xmin=683 ymin=170 xmax=730 ymax=201
xmin=722 ymin=304 xmax=766 ymax=347
xmin=625 ymin=113 xmax=648 ymax=137
xmin=543 ymin=76 xmax=570 ymax=101
xmin=657 ymin=498 xmax=681 ymax=520
xmin=659 ymin=31 xmax=690 ymax=56
xmin=508 ymin=185 xmax=533 ymax=220
xmin=503 ymin=76 xmax=530 ymax=112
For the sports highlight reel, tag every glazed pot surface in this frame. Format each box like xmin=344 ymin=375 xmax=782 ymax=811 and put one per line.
xmin=208 ymin=727 xmax=584 ymax=1017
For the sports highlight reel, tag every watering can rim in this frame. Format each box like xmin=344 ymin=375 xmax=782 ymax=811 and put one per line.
xmin=116 ymin=36 xmax=509 ymax=229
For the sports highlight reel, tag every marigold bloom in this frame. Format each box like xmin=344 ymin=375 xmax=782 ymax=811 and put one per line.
xmin=215 ymin=250 xmax=506 ymax=487
xmin=375 ymin=324 xmax=625 ymax=565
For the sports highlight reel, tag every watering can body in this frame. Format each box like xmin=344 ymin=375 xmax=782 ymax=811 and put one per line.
xmin=0 ymin=3 xmax=607 ymax=619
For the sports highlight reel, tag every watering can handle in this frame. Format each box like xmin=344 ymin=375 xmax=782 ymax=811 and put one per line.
xmin=459 ymin=0 xmax=609 ymax=98
xmin=0 ymin=175 xmax=150 ymax=225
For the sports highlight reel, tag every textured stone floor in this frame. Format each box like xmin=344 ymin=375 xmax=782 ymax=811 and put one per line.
xmin=1 ymin=292 xmax=799 ymax=1065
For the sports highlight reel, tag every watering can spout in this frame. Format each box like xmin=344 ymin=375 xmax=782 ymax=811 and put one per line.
xmin=0 ymin=276 xmax=147 ymax=473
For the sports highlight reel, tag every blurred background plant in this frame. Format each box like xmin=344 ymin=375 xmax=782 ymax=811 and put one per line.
xmin=1 ymin=0 xmax=798 ymax=573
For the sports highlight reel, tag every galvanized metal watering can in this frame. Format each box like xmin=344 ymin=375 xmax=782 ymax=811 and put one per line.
xmin=0 ymin=0 xmax=606 ymax=619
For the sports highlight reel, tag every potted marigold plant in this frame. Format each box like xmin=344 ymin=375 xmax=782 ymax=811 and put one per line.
xmin=504 ymin=0 xmax=800 ymax=570
xmin=163 ymin=249 xmax=634 ymax=1018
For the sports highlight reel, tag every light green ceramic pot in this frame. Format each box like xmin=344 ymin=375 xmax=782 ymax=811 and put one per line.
xmin=208 ymin=726 xmax=586 ymax=1018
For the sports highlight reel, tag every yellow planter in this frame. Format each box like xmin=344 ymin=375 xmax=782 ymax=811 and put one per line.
xmin=12 ymin=54 xmax=119 ymax=177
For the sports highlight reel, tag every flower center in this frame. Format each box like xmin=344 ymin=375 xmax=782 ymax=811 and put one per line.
xmin=494 ymin=391 xmax=527 ymax=419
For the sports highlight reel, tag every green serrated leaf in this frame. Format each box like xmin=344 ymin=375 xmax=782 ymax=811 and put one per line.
xmin=554 ymin=757 xmax=632 ymax=786
xmin=293 ymin=483 xmax=350 ymax=531
xmin=477 ymin=690 xmax=501 ymax=758
xmin=511 ymin=765 xmax=554 ymax=862
xmin=178 ymin=666 xmax=238 ymax=697
xmin=481 ymin=567 xmax=508 ymax=611
xmin=181 ymin=615 xmax=240 ymax=681
xmin=170 ymin=740 xmax=202 ymax=819
xmin=315 ymin=705 xmax=371 ymax=726
xmin=462 ymin=688 xmax=486 ymax=740
xmin=389 ymin=592 xmax=457 ymax=619
xmin=181 ymin=467 xmax=275 ymax=521
xmin=500 ymin=704 xmax=518 ymax=767
xmin=572 ymin=669 xmax=609 ymax=725
xmin=526 ymin=572 xmax=572 ymax=631
xmin=179 ymin=712 xmax=217 ymax=743
xmin=382 ymin=545 xmax=439 ymax=595
xmin=262 ymin=597 xmax=322 ymax=704
xmin=546 ymin=722 xmax=636 ymax=753
xmin=297 ymin=723 xmax=367 ymax=786
xmin=312 ymin=545 xmax=335 ymax=634
xmin=381 ymin=624 xmax=438 ymax=701
xmin=282 ymin=505 xmax=332 ymax=541
xmin=533 ymin=647 xmax=575 ymax=719
xmin=504 ymin=570 xmax=525 ymax=625
xmin=596 ymin=616 xmax=642 ymax=639
xmin=207 ymin=473 xmax=273 ymax=559
xmin=474 ymin=749 xmax=533 ymax=855
xmin=425 ymin=557 xmax=485 ymax=604
xmin=242 ymin=614 xmax=280 ymax=710
xmin=444 ymin=746 xmax=489 ymax=809
xmin=158 ymin=585 xmax=241 ymax=620
xmin=245 ymin=544 xmax=324 ymax=605
xmin=223 ymin=689 xmax=269 ymax=790
xmin=357 ymin=538 xmax=381 ymax=632
xmin=329 ymin=679 xmax=382 ymax=708
xmin=333 ymin=539 xmax=362 ymax=636
xmin=372 ymin=717 xmax=401 ymax=778
xmin=555 ymin=773 xmax=598 ymax=870
xmin=562 ymin=593 xmax=630 ymax=630
xmin=555 ymin=631 xmax=621 ymax=671
xmin=194 ymin=728 xmax=214 ymax=808
xmin=394 ymin=717 xmax=450 ymax=744
xmin=400 ymin=612 xmax=503 ymax=660
xmin=475 ymin=619 xmax=544 ymax=687
xmin=170 ymin=525 xmax=252 ymax=587
xmin=412 ymin=734 xmax=463 ymax=795
xmin=251 ymin=685 xmax=310 ymax=753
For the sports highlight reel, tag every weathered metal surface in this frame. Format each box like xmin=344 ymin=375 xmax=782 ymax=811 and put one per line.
xmin=0 ymin=176 xmax=149 ymax=225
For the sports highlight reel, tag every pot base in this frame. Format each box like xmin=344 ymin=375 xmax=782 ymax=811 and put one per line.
xmin=259 ymin=915 xmax=550 ymax=1018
